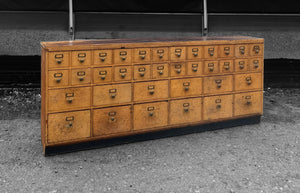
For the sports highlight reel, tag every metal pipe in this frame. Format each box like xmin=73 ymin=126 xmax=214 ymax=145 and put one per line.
xmin=203 ymin=0 xmax=208 ymax=36
xmin=69 ymin=0 xmax=74 ymax=40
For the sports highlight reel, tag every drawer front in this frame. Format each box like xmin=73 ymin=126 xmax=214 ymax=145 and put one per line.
xmin=93 ymin=105 xmax=131 ymax=136
xmin=93 ymin=83 xmax=131 ymax=106
xmin=170 ymin=77 xmax=202 ymax=98
xmin=218 ymin=45 xmax=235 ymax=58
xmin=170 ymin=47 xmax=186 ymax=61
xmin=204 ymin=46 xmax=218 ymax=59
xmin=47 ymin=110 xmax=90 ymax=143
xmin=133 ymin=101 xmax=168 ymax=130
xmin=71 ymin=51 xmax=91 ymax=67
xmin=133 ymin=48 xmax=151 ymax=63
xmin=71 ymin=68 xmax=91 ymax=85
xmin=250 ymin=58 xmax=263 ymax=72
xmin=93 ymin=67 xmax=112 ymax=84
xmin=187 ymin=46 xmax=203 ymax=60
xmin=234 ymin=91 xmax=263 ymax=116
xmin=152 ymin=63 xmax=169 ymax=79
xmin=235 ymin=73 xmax=262 ymax=91
xmin=114 ymin=66 xmax=132 ymax=81
xmin=187 ymin=62 xmax=203 ymax=76
xmin=48 ymin=87 xmax=91 ymax=111
xmin=48 ymin=52 xmax=69 ymax=69
xmin=134 ymin=64 xmax=151 ymax=80
xmin=203 ymin=75 xmax=233 ymax=94
xmin=250 ymin=44 xmax=264 ymax=57
xmin=170 ymin=63 xmax=186 ymax=77
xmin=204 ymin=61 xmax=219 ymax=74
xmin=134 ymin=80 xmax=168 ymax=102
xmin=234 ymin=59 xmax=249 ymax=73
xmin=220 ymin=60 xmax=234 ymax=74
xmin=93 ymin=50 xmax=113 ymax=65
xmin=169 ymin=98 xmax=202 ymax=125
xmin=48 ymin=70 xmax=69 ymax=87
xmin=152 ymin=47 xmax=169 ymax=62
xmin=203 ymin=94 xmax=233 ymax=120
xmin=113 ymin=49 xmax=132 ymax=64
xmin=235 ymin=44 xmax=249 ymax=57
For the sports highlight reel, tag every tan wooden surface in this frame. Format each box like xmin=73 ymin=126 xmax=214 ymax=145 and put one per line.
xmin=234 ymin=91 xmax=263 ymax=116
xmin=170 ymin=78 xmax=203 ymax=98
xmin=203 ymin=94 xmax=233 ymax=120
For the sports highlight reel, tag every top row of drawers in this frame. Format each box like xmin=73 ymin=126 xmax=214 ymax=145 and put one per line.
xmin=48 ymin=44 xmax=264 ymax=69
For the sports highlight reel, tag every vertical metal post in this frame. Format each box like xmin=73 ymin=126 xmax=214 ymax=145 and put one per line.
xmin=69 ymin=0 xmax=75 ymax=40
xmin=203 ymin=0 xmax=208 ymax=36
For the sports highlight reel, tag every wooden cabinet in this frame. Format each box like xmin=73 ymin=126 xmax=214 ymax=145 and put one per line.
xmin=41 ymin=36 xmax=264 ymax=155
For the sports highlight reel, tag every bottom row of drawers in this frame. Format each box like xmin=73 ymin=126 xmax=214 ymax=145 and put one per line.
xmin=47 ymin=91 xmax=262 ymax=143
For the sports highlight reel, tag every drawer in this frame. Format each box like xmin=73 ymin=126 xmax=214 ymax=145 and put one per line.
xmin=48 ymin=52 xmax=69 ymax=69
xmin=133 ymin=101 xmax=168 ymax=130
xmin=93 ymin=105 xmax=131 ymax=136
xmin=220 ymin=60 xmax=234 ymax=74
xmin=152 ymin=47 xmax=169 ymax=62
xmin=170 ymin=63 xmax=186 ymax=77
xmin=93 ymin=67 xmax=112 ymax=84
xmin=48 ymin=70 xmax=69 ymax=87
xmin=93 ymin=50 xmax=113 ymax=65
xmin=93 ymin=83 xmax=131 ymax=106
xmin=235 ymin=44 xmax=249 ymax=57
xmin=234 ymin=73 xmax=262 ymax=91
xmin=204 ymin=61 xmax=219 ymax=74
xmin=152 ymin=63 xmax=169 ymax=79
xmin=250 ymin=44 xmax=264 ymax=56
xmin=187 ymin=62 xmax=202 ymax=76
xmin=47 ymin=110 xmax=90 ymax=143
xmin=170 ymin=77 xmax=202 ymax=98
xmin=204 ymin=46 xmax=218 ymax=59
xmin=71 ymin=68 xmax=91 ymax=85
xmin=170 ymin=47 xmax=186 ymax=61
xmin=250 ymin=58 xmax=263 ymax=72
xmin=203 ymin=94 xmax=233 ymax=120
xmin=71 ymin=51 xmax=91 ymax=67
xmin=114 ymin=66 xmax=132 ymax=81
xmin=48 ymin=87 xmax=91 ymax=111
xmin=234 ymin=59 xmax=249 ymax=73
xmin=203 ymin=75 xmax=233 ymax=94
xmin=133 ymin=48 xmax=151 ymax=63
xmin=218 ymin=45 xmax=235 ymax=58
xmin=134 ymin=64 xmax=151 ymax=80
xmin=234 ymin=91 xmax=263 ymax=116
xmin=113 ymin=49 xmax=132 ymax=64
xmin=169 ymin=98 xmax=202 ymax=125
xmin=187 ymin=46 xmax=203 ymax=60
xmin=134 ymin=80 xmax=168 ymax=102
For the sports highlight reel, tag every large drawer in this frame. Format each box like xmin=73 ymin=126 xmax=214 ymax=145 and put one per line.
xmin=203 ymin=75 xmax=233 ymax=94
xmin=203 ymin=94 xmax=233 ymax=120
xmin=170 ymin=77 xmax=202 ymax=98
xmin=234 ymin=73 xmax=262 ymax=91
xmin=133 ymin=80 xmax=168 ymax=102
xmin=234 ymin=91 xmax=263 ymax=116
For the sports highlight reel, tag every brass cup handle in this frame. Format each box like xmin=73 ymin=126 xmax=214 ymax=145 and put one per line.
xmin=110 ymin=94 xmax=116 ymax=98
xmin=240 ymin=50 xmax=245 ymax=54
xmin=240 ymin=65 xmax=244 ymax=69
xmin=192 ymin=68 xmax=198 ymax=72
xmin=110 ymin=117 xmax=116 ymax=122
xmin=149 ymin=90 xmax=155 ymax=95
xmin=120 ymin=73 xmax=126 ymax=78
xmin=225 ymin=51 xmax=230 ymax=55
xmin=209 ymin=67 xmax=214 ymax=71
xmin=209 ymin=52 xmax=214 ymax=56
xmin=255 ymin=50 xmax=259 ymax=54
xmin=67 ymin=98 xmax=73 ymax=103
xmin=121 ymin=57 xmax=126 ymax=61
xmin=66 ymin=122 xmax=73 ymax=128
xmin=101 ymin=58 xmax=105 ymax=61
xmin=247 ymin=101 xmax=252 ymax=105
xmin=193 ymin=52 xmax=198 ymax=56
xmin=140 ymin=55 xmax=145 ymax=59
xmin=101 ymin=76 xmax=106 ymax=80
xmin=159 ymin=71 xmax=164 ymax=75
xmin=159 ymin=54 xmax=163 ymax=58
xmin=224 ymin=66 xmax=229 ymax=70
xmin=184 ymin=86 xmax=189 ymax=91
xmin=139 ymin=72 xmax=145 ymax=77
xmin=254 ymin=64 xmax=259 ymax=68
xmin=216 ymin=104 xmax=221 ymax=109
xmin=56 ymin=60 xmax=62 ymax=64
xmin=78 ymin=77 xmax=84 ymax=81
xmin=217 ymin=84 xmax=222 ymax=88
xmin=177 ymin=69 xmax=181 ymax=73
xmin=79 ymin=58 xmax=85 ymax=63
xmin=55 ymin=78 xmax=61 ymax=83
xmin=184 ymin=107 xmax=189 ymax=112
xmin=149 ymin=112 xmax=154 ymax=116
xmin=176 ymin=53 xmax=181 ymax=57
xmin=247 ymin=80 xmax=252 ymax=85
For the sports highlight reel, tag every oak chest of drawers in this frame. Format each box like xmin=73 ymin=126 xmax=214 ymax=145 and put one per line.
xmin=41 ymin=36 xmax=264 ymax=155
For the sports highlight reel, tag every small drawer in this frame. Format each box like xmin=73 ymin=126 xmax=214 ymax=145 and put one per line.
xmin=250 ymin=58 xmax=263 ymax=72
xmin=235 ymin=44 xmax=249 ymax=57
xmin=170 ymin=63 xmax=186 ymax=77
xmin=48 ymin=87 xmax=91 ymax=111
xmin=47 ymin=110 xmax=91 ymax=143
xmin=133 ymin=80 xmax=168 ymax=102
xmin=218 ymin=45 xmax=235 ymax=58
xmin=48 ymin=70 xmax=69 ymax=87
xmin=203 ymin=75 xmax=233 ymax=94
xmin=250 ymin=44 xmax=264 ymax=56
xmin=187 ymin=46 xmax=203 ymax=60
xmin=71 ymin=51 xmax=91 ymax=67
xmin=234 ymin=59 xmax=249 ymax=73
xmin=93 ymin=83 xmax=131 ymax=106
xmin=93 ymin=105 xmax=131 ymax=136
xmin=93 ymin=67 xmax=112 ymax=84
xmin=220 ymin=60 xmax=234 ymax=74
xmin=152 ymin=47 xmax=169 ymax=62
xmin=152 ymin=63 xmax=169 ymax=79
xmin=71 ymin=68 xmax=91 ymax=85
xmin=93 ymin=50 xmax=113 ymax=65
xmin=134 ymin=64 xmax=151 ymax=80
xmin=170 ymin=77 xmax=202 ymax=98
xmin=133 ymin=48 xmax=151 ymax=63
xmin=204 ymin=61 xmax=219 ymax=74
xmin=169 ymin=98 xmax=202 ymax=125
xmin=234 ymin=73 xmax=262 ymax=91
xmin=48 ymin=52 xmax=69 ymax=69
xmin=170 ymin=47 xmax=186 ymax=61
xmin=113 ymin=49 xmax=132 ymax=64
xmin=114 ymin=66 xmax=132 ymax=81
xmin=187 ymin=62 xmax=202 ymax=76
xmin=234 ymin=91 xmax=263 ymax=116
xmin=133 ymin=101 xmax=168 ymax=130
xmin=203 ymin=94 xmax=233 ymax=120
xmin=204 ymin=46 xmax=218 ymax=59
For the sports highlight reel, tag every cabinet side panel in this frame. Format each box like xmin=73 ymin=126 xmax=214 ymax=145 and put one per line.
xmin=41 ymin=48 xmax=47 ymax=153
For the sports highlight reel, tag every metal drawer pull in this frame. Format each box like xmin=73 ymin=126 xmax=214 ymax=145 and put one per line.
xmin=65 ymin=93 xmax=74 ymax=103
xmin=192 ymin=63 xmax=198 ymax=72
xmin=120 ymin=51 xmax=127 ymax=60
xmin=253 ymin=60 xmax=259 ymax=68
xmin=246 ymin=77 xmax=252 ymax=85
xmin=253 ymin=46 xmax=260 ymax=54
xmin=148 ymin=85 xmax=155 ymax=94
xmin=77 ymin=71 xmax=85 ymax=81
xmin=239 ymin=46 xmax=245 ymax=54
xmin=65 ymin=116 xmax=74 ymax=128
xmin=157 ymin=49 xmax=164 ymax=58
xmin=78 ymin=53 xmax=86 ymax=63
xmin=192 ymin=48 xmax=199 ymax=56
xmin=224 ymin=62 xmax=230 ymax=70
xmin=54 ymin=73 xmax=63 ymax=82
xmin=208 ymin=48 xmax=214 ymax=56
xmin=175 ymin=48 xmax=182 ymax=57
xmin=139 ymin=50 xmax=146 ymax=59
xmin=215 ymin=98 xmax=222 ymax=108
xmin=215 ymin=79 xmax=222 ymax=88
xmin=157 ymin=66 xmax=164 ymax=74
xmin=139 ymin=67 xmax=146 ymax=76
xmin=239 ymin=61 xmax=245 ymax=69
xmin=147 ymin=106 xmax=155 ymax=116
xmin=183 ymin=82 xmax=190 ymax=91
xmin=119 ymin=68 xmax=127 ymax=78
xmin=224 ymin=47 xmax=230 ymax=55
xmin=245 ymin=96 xmax=252 ymax=105
xmin=99 ymin=53 xmax=107 ymax=61
xmin=208 ymin=63 xmax=214 ymax=71
xmin=55 ymin=54 xmax=63 ymax=64
xmin=109 ymin=89 xmax=117 ymax=98
xmin=183 ymin=103 xmax=190 ymax=112
xmin=108 ymin=111 xmax=117 ymax=122
xmin=99 ymin=70 xmax=107 ymax=79
xmin=175 ymin=64 xmax=182 ymax=73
